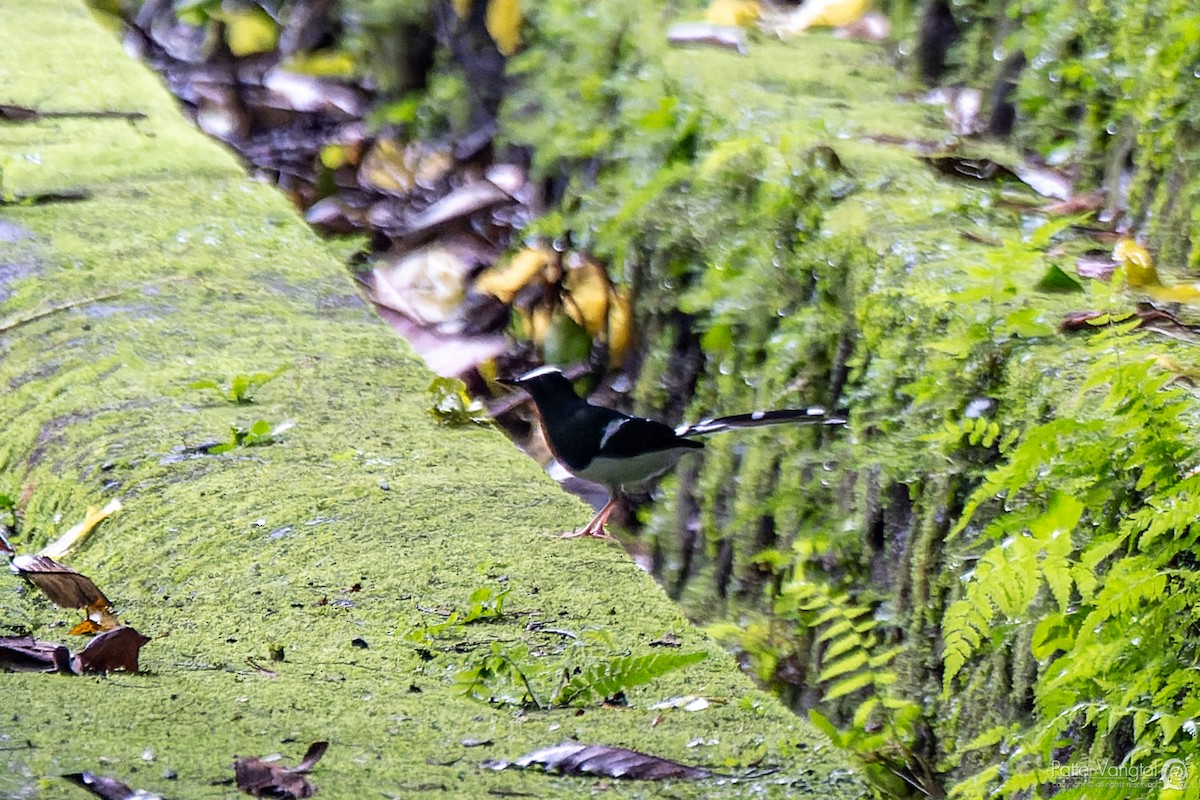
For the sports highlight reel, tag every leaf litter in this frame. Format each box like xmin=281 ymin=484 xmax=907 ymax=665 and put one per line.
xmin=4 ymin=509 xmax=149 ymax=674
xmin=234 ymin=741 xmax=329 ymax=799
xmin=62 ymin=771 xmax=163 ymax=800
xmin=482 ymin=740 xmax=783 ymax=782
xmin=482 ymin=741 xmax=714 ymax=780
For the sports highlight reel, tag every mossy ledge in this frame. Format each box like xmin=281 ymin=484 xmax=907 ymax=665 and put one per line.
xmin=0 ymin=2 xmax=866 ymax=798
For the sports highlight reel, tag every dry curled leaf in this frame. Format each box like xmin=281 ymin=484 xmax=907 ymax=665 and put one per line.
xmin=0 ymin=635 xmax=74 ymax=673
xmin=403 ymin=180 xmax=513 ymax=241
xmin=235 ymin=741 xmax=328 ymax=798
xmin=62 ymin=771 xmax=162 ymax=800
xmin=481 ymin=741 xmax=713 ymax=780
xmin=665 ymin=23 xmax=747 ymax=54
xmin=77 ymin=626 xmax=151 ymax=673
xmin=1009 ymin=161 xmax=1072 ymax=201
xmin=368 ymin=246 xmax=471 ymax=327
xmin=650 ymin=695 xmax=724 ymax=711
xmin=9 ymin=554 xmax=109 ymax=609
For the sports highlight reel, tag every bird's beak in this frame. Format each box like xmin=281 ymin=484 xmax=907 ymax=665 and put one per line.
xmin=498 ymin=376 xmax=521 ymax=387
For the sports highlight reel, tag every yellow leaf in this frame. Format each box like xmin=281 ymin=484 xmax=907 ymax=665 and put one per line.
xmin=283 ymin=49 xmax=358 ymax=79
xmin=1114 ymin=238 xmax=1200 ymax=303
xmin=486 ymin=0 xmax=522 ymax=56
xmin=529 ymin=305 xmax=552 ymax=346
xmin=705 ymin=0 xmax=760 ymax=26
xmin=222 ymin=5 xmax=279 ymax=57
xmin=39 ymin=498 xmax=122 ymax=560
xmin=607 ymin=290 xmax=633 ymax=368
xmin=452 ymin=0 xmax=471 ymax=17
xmin=319 ymin=143 xmax=349 ymax=170
xmin=1148 ymin=284 xmax=1200 ymax=304
xmin=359 ymin=138 xmax=416 ymax=195
xmin=562 ymin=253 xmax=611 ymax=337
xmin=774 ymin=0 xmax=869 ymax=35
xmin=475 ymin=247 xmax=553 ymax=303
xmin=1113 ymin=238 xmax=1160 ymax=287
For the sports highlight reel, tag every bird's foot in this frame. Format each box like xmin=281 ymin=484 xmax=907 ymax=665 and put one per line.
xmin=560 ymin=527 xmax=616 ymax=541
xmin=561 ymin=497 xmax=620 ymax=540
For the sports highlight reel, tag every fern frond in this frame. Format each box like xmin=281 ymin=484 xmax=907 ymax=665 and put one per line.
xmin=552 ymin=650 xmax=708 ymax=706
xmin=823 ymin=670 xmax=876 ymax=701
xmin=817 ymin=651 xmax=869 ymax=683
xmin=942 ymin=595 xmax=991 ymax=692
xmin=1078 ymin=559 xmax=1166 ymax=634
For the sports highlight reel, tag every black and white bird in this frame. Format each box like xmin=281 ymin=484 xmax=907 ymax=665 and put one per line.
xmin=503 ymin=366 xmax=845 ymax=540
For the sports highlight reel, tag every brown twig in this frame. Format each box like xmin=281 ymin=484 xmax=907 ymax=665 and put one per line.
xmin=0 ymin=276 xmax=191 ymax=335
xmin=0 ymin=289 xmax=127 ymax=334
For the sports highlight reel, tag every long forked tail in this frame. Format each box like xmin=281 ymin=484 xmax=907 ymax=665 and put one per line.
xmin=675 ymin=407 xmax=846 ymax=438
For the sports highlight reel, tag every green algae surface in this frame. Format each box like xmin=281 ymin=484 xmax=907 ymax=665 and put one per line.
xmin=0 ymin=2 xmax=868 ymax=798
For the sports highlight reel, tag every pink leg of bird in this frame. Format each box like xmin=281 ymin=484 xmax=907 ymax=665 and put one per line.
xmin=562 ymin=496 xmax=619 ymax=540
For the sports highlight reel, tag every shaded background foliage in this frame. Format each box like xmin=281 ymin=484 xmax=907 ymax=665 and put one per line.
xmin=96 ymin=0 xmax=1200 ymax=795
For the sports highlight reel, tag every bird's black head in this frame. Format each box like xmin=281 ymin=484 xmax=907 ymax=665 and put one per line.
xmin=502 ymin=366 xmax=584 ymax=412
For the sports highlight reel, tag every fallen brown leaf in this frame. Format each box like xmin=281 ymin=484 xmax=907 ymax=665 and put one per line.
xmin=9 ymin=554 xmax=109 ymax=609
xmin=77 ymin=626 xmax=150 ymax=673
xmin=402 ymin=181 xmax=513 ymax=242
xmin=1044 ymin=189 xmax=1107 ymax=216
xmin=61 ymin=771 xmax=162 ymax=800
xmin=0 ymin=635 xmax=74 ymax=673
xmin=666 ymin=22 xmax=748 ymax=54
xmin=481 ymin=741 xmax=713 ymax=780
xmin=235 ymin=741 xmax=328 ymax=798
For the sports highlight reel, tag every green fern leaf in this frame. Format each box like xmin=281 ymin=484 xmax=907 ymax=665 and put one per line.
xmin=1079 ymin=559 xmax=1166 ymax=634
xmin=817 ymin=651 xmax=868 ymax=683
xmin=823 ymin=670 xmax=875 ymax=701
xmin=822 ymin=630 xmax=864 ymax=661
xmin=552 ymin=650 xmax=707 ymax=706
xmin=942 ymin=596 xmax=990 ymax=692
xmin=815 ymin=618 xmax=854 ymax=644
